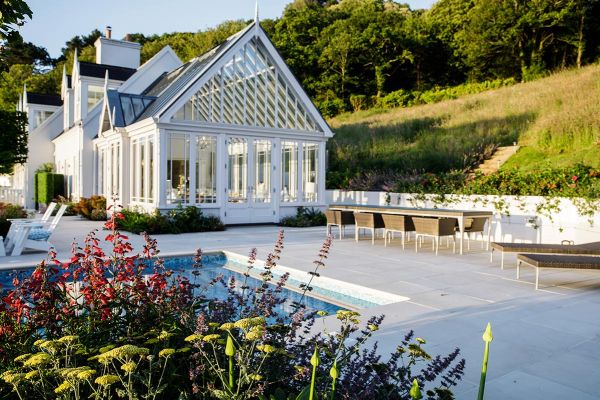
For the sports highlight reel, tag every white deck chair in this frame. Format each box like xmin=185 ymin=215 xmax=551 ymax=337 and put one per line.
xmin=10 ymin=204 xmax=67 ymax=256
xmin=5 ymin=202 xmax=57 ymax=249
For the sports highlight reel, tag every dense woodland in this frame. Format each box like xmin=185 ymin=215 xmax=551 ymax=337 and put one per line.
xmin=1 ymin=0 xmax=600 ymax=115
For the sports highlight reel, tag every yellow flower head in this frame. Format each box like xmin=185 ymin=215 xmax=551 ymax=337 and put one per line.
xmin=38 ymin=340 xmax=62 ymax=353
xmin=159 ymin=348 xmax=176 ymax=358
xmin=245 ymin=330 xmax=263 ymax=341
xmin=14 ymin=353 xmax=32 ymax=363
xmin=99 ymin=344 xmax=116 ymax=354
xmin=184 ymin=334 xmax=203 ymax=342
xmin=23 ymin=353 xmax=52 ymax=368
xmin=24 ymin=370 xmax=39 ymax=380
xmin=95 ymin=374 xmax=119 ymax=386
xmin=157 ymin=330 xmax=174 ymax=341
xmin=202 ymin=334 xmax=221 ymax=343
xmin=257 ymin=344 xmax=276 ymax=354
xmin=249 ymin=374 xmax=263 ymax=381
xmin=219 ymin=322 xmax=235 ymax=331
xmin=33 ymin=339 xmax=46 ymax=347
xmin=121 ymin=361 xmax=137 ymax=373
xmin=234 ymin=318 xmax=253 ymax=330
xmin=1 ymin=372 xmax=25 ymax=385
xmin=76 ymin=369 xmax=96 ymax=380
xmin=58 ymin=335 xmax=79 ymax=344
xmin=54 ymin=381 xmax=73 ymax=394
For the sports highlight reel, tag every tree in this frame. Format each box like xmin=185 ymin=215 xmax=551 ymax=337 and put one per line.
xmin=0 ymin=35 xmax=53 ymax=72
xmin=0 ymin=110 xmax=28 ymax=174
xmin=0 ymin=0 xmax=32 ymax=40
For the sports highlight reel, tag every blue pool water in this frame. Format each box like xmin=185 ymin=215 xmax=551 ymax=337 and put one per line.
xmin=0 ymin=253 xmax=345 ymax=316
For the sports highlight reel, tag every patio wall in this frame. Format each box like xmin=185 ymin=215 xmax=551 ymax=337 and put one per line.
xmin=326 ymin=190 xmax=600 ymax=244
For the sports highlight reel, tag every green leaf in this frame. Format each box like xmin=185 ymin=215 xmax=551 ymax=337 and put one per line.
xmin=295 ymin=385 xmax=312 ymax=400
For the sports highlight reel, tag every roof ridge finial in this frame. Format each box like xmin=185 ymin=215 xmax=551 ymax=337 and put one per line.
xmin=255 ymin=0 xmax=259 ymax=23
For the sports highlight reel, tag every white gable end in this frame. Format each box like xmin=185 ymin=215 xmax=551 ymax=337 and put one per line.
xmin=157 ymin=23 xmax=332 ymax=137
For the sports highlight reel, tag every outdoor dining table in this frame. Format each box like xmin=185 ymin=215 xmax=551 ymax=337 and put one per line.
xmin=328 ymin=203 xmax=494 ymax=255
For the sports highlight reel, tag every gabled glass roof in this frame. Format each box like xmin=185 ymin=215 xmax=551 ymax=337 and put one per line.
xmin=172 ymin=38 xmax=321 ymax=133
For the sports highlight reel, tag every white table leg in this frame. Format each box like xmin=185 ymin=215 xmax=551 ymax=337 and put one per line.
xmin=458 ymin=217 xmax=465 ymax=255
xmin=486 ymin=216 xmax=493 ymax=250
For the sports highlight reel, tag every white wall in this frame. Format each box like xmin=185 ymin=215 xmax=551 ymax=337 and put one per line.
xmin=327 ymin=190 xmax=600 ymax=245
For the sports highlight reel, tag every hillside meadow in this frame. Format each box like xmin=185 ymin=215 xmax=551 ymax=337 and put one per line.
xmin=327 ymin=64 xmax=600 ymax=188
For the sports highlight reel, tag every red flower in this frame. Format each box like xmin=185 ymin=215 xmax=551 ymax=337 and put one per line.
xmin=572 ymin=175 xmax=578 ymax=182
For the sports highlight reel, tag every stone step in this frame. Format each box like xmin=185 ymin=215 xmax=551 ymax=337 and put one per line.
xmin=475 ymin=145 xmax=520 ymax=175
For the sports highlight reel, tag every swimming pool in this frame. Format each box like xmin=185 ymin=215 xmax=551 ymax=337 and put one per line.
xmin=0 ymin=252 xmax=409 ymax=314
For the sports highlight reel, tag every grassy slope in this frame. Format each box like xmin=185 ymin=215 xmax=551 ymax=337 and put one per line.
xmin=328 ymin=64 xmax=600 ymax=175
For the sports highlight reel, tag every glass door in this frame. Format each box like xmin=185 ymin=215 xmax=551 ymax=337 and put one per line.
xmin=227 ymin=137 xmax=248 ymax=207
xmin=225 ymin=137 xmax=276 ymax=223
xmin=252 ymin=139 xmax=272 ymax=206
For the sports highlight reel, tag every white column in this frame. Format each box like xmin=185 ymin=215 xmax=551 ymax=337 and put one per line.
xmin=157 ymin=128 xmax=167 ymax=209
xmin=318 ymin=140 xmax=326 ymax=205
xmin=121 ymin=135 xmax=130 ymax=209
xmin=189 ymin=134 xmax=197 ymax=206
xmin=217 ymin=134 xmax=226 ymax=220
xmin=272 ymin=138 xmax=281 ymax=222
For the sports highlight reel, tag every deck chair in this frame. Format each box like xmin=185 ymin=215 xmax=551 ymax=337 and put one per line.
xmin=9 ymin=204 xmax=67 ymax=256
xmin=4 ymin=202 xmax=57 ymax=250
xmin=413 ymin=217 xmax=457 ymax=255
xmin=490 ymin=240 xmax=600 ymax=269
xmin=517 ymin=253 xmax=600 ymax=290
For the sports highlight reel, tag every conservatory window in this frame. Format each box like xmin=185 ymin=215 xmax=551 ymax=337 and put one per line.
xmin=171 ymin=38 xmax=322 ymax=133
xmin=148 ymin=137 xmax=154 ymax=203
xmin=196 ymin=136 xmax=217 ymax=204
xmin=227 ymin=138 xmax=247 ymax=203
xmin=303 ymin=143 xmax=318 ymax=202
xmin=167 ymin=134 xmax=190 ymax=204
xmin=253 ymin=140 xmax=271 ymax=203
xmin=87 ymin=85 xmax=104 ymax=112
xmin=111 ymin=143 xmax=120 ymax=198
xmin=131 ymin=139 xmax=140 ymax=202
xmin=281 ymin=142 xmax=298 ymax=202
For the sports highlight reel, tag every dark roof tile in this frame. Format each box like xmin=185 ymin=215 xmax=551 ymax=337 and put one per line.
xmin=26 ymin=93 xmax=62 ymax=106
xmin=79 ymin=61 xmax=137 ymax=81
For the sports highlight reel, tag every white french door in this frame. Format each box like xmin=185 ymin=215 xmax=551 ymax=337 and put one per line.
xmin=225 ymin=136 xmax=275 ymax=224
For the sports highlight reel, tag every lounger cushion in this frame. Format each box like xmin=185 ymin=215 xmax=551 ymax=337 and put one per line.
xmin=28 ymin=229 xmax=51 ymax=241
xmin=492 ymin=241 xmax=600 ymax=255
xmin=517 ymin=253 xmax=600 ymax=270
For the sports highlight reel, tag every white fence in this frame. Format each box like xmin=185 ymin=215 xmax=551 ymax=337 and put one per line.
xmin=0 ymin=188 xmax=25 ymax=207
xmin=327 ymin=190 xmax=600 ymax=245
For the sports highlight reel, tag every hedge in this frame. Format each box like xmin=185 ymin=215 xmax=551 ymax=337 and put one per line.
xmin=35 ymin=172 xmax=65 ymax=206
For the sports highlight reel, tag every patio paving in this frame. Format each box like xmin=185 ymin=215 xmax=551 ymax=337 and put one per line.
xmin=2 ymin=216 xmax=600 ymax=399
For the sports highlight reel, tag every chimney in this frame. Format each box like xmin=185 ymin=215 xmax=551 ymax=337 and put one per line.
xmin=124 ymin=33 xmax=132 ymax=42
xmin=94 ymin=26 xmax=141 ymax=69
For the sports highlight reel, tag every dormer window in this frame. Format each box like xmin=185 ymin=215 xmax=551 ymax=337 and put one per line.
xmin=32 ymin=110 xmax=54 ymax=130
xmin=87 ymin=85 xmax=104 ymax=112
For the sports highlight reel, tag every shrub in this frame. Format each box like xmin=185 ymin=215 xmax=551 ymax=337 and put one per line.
xmin=52 ymin=195 xmax=77 ymax=216
xmin=279 ymin=206 xmax=326 ymax=227
xmin=73 ymin=196 xmax=107 ymax=220
xmin=34 ymin=172 xmax=65 ymax=207
xmin=0 ymin=202 xmax=27 ymax=237
xmin=117 ymin=205 xmax=225 ymax=234
xmin=0 ymin=214 xmax=465 ymax=399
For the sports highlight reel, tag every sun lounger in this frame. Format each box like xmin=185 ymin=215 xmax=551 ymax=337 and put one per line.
xmin=517 ymin=253 xmax=600 ymax=290
xmin=490 ymin=241 xmax=600 ymax=269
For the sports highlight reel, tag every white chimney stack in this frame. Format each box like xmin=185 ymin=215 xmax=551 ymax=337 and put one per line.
xmin=94 ymin=26 xmax=140 ymax=69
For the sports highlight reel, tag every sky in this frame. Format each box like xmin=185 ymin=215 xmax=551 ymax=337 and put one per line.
xmin=18 ymin=0 xmax=437 ymax=58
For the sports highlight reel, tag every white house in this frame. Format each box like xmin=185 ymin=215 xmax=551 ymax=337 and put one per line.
xmin=8 ymin=18 xmax=333 ymax=224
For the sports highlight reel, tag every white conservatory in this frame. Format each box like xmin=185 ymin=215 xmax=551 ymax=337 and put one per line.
xmin=95 ymin=20 xmax=333 ymax=224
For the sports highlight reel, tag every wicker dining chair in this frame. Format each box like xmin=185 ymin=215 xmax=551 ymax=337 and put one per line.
xmin=354 ymin=212 xmax=385 ymax=245
xmin=325 ymin=209 xmax=355 ymax=239
xmin=381 ymin=214 xmax=415 ymax=249
xmin=462 ymin=217 xmax=488 ymax=250
xmin=413 ymin=217 xmax=457 ymax=255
